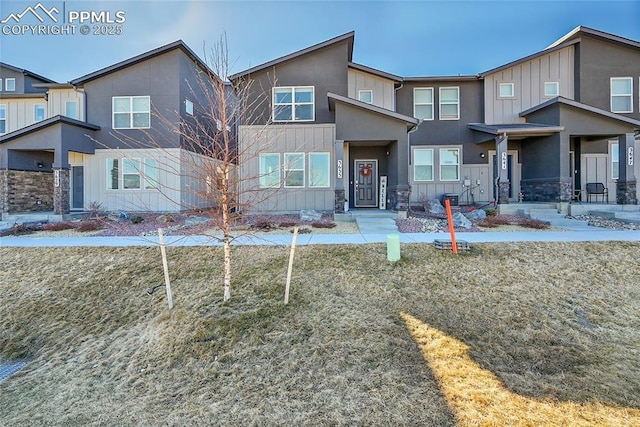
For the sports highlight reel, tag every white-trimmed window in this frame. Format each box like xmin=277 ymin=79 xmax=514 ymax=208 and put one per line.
xmin=107 ymin=159 xmax=119 ymax=190
xmin=0 ymin=80 xmax=3 ymax=91
xmin=0 ymin=104 xmax=6 ymax=134
xmin=414 ymin=148 xmax=434 ymax=181
xmin=122 ymin=158 xmax=142 ymax=189
xmin=34 ymin=104 xmax=45 ymax=122
xmin=612 ymin=142 xmax=619 ymax=180
xmin=112 ymin=96 xmax=151 ymax=129
xmin=309 ymin=152 xmax=330 ymax=188
xmin=273 ymin=86 xmax=314 ymax=122
xmin=439 ymin=148 xmax=460 ymax=181
xmin=65 ymin=101 xmax=78 ymax=119
xmin=498 ymin=83 xmax=514 ymax=98
xmin=284 ymin=153 xmax=305 ymax=188
xmin=611 ymin=77 xmax=632 ymax=113
xmin=5 ymin=78 xmax=15 ymax=92
xmin=358 ymin=90 xmax=373 ymax=104
xmin=185 ymin=99 xmax=194 ymax=115
xmin=414 ymin=88 xmax=434 ymax=120
xmin=439 ymin=87 xmax=459 ymax=120
xmin=544 ymin=82 xmax=559 ymax=97
xmin=144 ymin=159 xmax=159 ymax=190
xmin=259 ymin=153 xmax=280 ymax=188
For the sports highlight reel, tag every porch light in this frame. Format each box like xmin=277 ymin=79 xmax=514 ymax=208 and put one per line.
xmin=480 ymin=153 xmax=486 ymax=158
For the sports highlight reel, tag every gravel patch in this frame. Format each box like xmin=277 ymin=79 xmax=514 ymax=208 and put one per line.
xmin=568 ymin=214 xmax=640 ymax=230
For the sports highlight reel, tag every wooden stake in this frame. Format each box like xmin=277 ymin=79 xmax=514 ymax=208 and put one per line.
xmin=158 ymin=228 xmax=174 ymax=309
xmin=284 ymin=226 xmax=299 ymax=305
xmin=444 ymin=199 xmax=459 ymax=255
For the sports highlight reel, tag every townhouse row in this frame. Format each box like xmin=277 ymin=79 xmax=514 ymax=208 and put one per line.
xmin=1 ymin=26 xmax=639 ymax=217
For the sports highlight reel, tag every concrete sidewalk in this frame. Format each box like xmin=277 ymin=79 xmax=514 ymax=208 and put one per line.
xmin=2 ymin=228 xmax=640 ymax=247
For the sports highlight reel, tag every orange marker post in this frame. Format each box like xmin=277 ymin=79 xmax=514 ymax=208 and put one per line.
xmin=444 ymin=198 xmax=458 ymax=255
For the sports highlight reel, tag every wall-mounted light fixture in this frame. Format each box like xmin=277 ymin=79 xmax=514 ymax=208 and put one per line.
xmin=480 ymin=152 xmax=486 ymax=158
xmin=37 ymin=161 xmax=44 ymax=168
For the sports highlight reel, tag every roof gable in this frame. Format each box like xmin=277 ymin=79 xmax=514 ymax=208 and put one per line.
xmin=548 ymin=26 xmax=640 ymax=50
xmin=230 ymin=32 xmax=355 ymax=80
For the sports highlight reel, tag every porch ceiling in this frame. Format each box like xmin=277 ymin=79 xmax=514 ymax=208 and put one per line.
xmin=468 ymin=123 xmax=564 ymax=140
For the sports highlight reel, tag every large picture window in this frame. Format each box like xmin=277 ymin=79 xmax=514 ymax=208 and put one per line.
xmin=439 ymin=148 xmax=460 ymax=181
xmin=273 ymin=87 xmax=314 ymax=122
xmin=439 ymin=87 xmax=459 ymax=120
xmin=284 ymin=153 xmax=305 ymax=188
xmin=144 ymin=159 xmax=159 ymax=190
xmin=414 ymin=149 xmax=434 ymax=181
xmin=113 ymin=96 xmax=151 ymax=129
xmin=107 ymin=159 xmax=119 ymax=190
xmin=309 ymin=152 xmax=330 ymax=188
xmin=414 ymin=88 xmax=434 ymax=120
xmin=259 ymin=153 xmax=280 ymax=188
xmin=610 ymin=77 xmax=632 ymax=113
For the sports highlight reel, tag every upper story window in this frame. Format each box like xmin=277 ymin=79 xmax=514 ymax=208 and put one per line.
xmin=65 ymin=101 xmax=79 ymax=119
xmin=439 ymin=87 xmax=459 ymax=120
xmin=34 ymin=104 xmax=45 ymax=122
xmin=544 ymin=82 xmax=559 ymax=97
xmin=414 ymin=88 xmax=434 ymax=120
xmin=611 ymin=77 xmax=632 ymax=113
xmin=358 ymin=90 xmax=373 ymax=104
xmin=0 ymin=105 xmax=6 ymax=134
xmin=112 ymin=96 xmax=150 ymax=129
xmin=5 ymin=78 xmax=16 ymax=92
xmin=273 ymin=86 xmax=314 ymax=122
xmin=185 ymin=99 xmax=194 ymax=115
xmin=498 ymin=83 xmax=514 ymax=98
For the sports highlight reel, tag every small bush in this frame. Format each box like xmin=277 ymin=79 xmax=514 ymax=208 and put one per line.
xmin=311 ymin=221 xmax=336 ymax=229
xmin=131 ymin=216 xmax=144 ymax=224
xmin=278 ymin=220 xmax=298 ymax=228
xmin=477 ymin=215 xmax=512 ymax=227
xmin=251 ymin=219 xmax=275 ymax=230
xmin=43 ymin=222 xmax=75 ymax=231
xmin=75 ymin=220 xmax=103 ymax=232
xmin=87 ymin=201 xmax=104 ymax=218
xmin=517 ymin=217 xmax=551 ymax=229
xmin=0 ymin=223 xmax=41 ymax=236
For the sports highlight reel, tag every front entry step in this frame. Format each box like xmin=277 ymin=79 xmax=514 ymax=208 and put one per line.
xmin=355 ymin=217 xmax=398 ymax=234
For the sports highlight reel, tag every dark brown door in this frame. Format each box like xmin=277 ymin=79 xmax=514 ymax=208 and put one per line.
xmin=354 ymin=160 xmax=377 ymax=207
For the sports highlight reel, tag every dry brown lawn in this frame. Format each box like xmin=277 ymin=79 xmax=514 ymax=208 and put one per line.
xmin=1 ymin=242 xmax=639 ymax=426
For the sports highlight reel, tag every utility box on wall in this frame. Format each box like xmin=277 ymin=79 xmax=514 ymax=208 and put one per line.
xmin=441 ymin=193 xmax=459 ymax=207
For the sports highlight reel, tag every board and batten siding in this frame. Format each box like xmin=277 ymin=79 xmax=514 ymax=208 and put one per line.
xmin=47 ymin=89 xmax=85 ymax=121
xmin=484 ymin=45 xmax=574 ymax=124
xmin=2 ymin=97 xmax=47 ymax=132
xmin=410 ymin=164 xmax=492 ymax=205
xmin=347 ymin=68 xmax=395 ymax=110
xmin=179 ymin=149 xmax=233 ymax=210
xmin=239 ymin=124 xmax=336 ymax=213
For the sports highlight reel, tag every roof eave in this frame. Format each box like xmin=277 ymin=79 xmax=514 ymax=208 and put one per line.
xmin=0 ymin=116 xmax=100 ymax=144
xmin=327 ymin=92 xmax=418 ymax=128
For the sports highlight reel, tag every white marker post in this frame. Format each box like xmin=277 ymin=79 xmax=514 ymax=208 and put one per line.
xmin=284 ymin=226 xmax=299 ymax=305
xmin=157 ymin=228 xmax=174 ymax=309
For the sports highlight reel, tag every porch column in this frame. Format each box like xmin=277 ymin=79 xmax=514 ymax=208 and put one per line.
xmin=495 ymin=134 xmax=510 ymax=204
xmin=53 ymin=168 xmax=70 ymax=215
xmin=616 ymin=133 xmax=637 ymax=205
xmin=334 ymin=140 xmax=345 ymax=213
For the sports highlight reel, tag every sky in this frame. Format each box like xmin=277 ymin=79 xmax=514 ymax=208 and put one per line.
xmin=1 ymin=0 xmax=639 ymax=83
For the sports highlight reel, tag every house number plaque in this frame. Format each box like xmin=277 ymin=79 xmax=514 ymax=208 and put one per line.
xmin=628 ymin=147 xmax=634 ymax=166
xmin=337 ymin=159 xmax=343 ymax=179
xmin=501 ymin=152 xmax=507 ymax=170
xmin=54 ymin=170 xmax=60 ymax=187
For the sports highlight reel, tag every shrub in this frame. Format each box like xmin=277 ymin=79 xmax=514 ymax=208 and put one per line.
xmin=75 ymin=220 xmax=103 ymax=232
xmin=311 ymin=221 xmax=336 ymax=229
xmin=87 ymin=201 xmax=104 ymax=218
xmin=43 ymin=222 xmax=75 ymax=231
xmin=131 ymin=216 xmax=144 ymax=224
xmin=517 ymin=217 xmax=551 ymax=229
xmin=278 ymin=220 xmax=299 ymax=228
xmin=477 ymin=215 xmax=512 ymax=227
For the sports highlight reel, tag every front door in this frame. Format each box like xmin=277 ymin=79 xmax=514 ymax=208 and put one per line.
xmin=72 ymin=166 xmax=84 ymax=209
xmin=354 ymin=160 xmax=377 ymax=207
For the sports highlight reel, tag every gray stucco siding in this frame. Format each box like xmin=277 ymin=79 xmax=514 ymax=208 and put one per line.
xmin=82 ymin=49 xmax=182 ymax=150
xmin=577 ymin=35 xmax=640 ymax=121
xmin=238 ymin=40 xmax=350 ymax=126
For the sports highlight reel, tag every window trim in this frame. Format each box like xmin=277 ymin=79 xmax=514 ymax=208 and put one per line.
xmin=414 ymin=87 xmax=434 ymax=121
xmin=308 ymin=152 xmax=331 ymax=188
xmin=543 ymin=81 xmax=559 ymax=97
xmin=439 ymin=148 xmax=460 ymax=182
xmin=413 ymin=148 xmax=434 ymax=182
xmin=0 ymin=104 xmax=6 ymax=134
xmin=34 ymin=104 xmax=46 ymax=122
xmin=272 ymin=86 xmax=315 ymax=122
xmin=259 ymin=153 xmax=281 ymax=188
xmin=439 ymin=87 xmax=460 ymax=120
xmin=5 ymin=78 xmax=15 ymax=92
xmin=284 ymin=152 xmax=305 ymax=188
xmin=358 ymin=89 xmax=373 ymax=104
xmin=610 ymin=77 xmax=633 ymax=113
xmin=185 ymin=99 xmax=194 ymax=116
xmin=498 ymin=82 xmax=515 ymax=98
xmin=112 ymin=96 xmax=151 ymax=129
